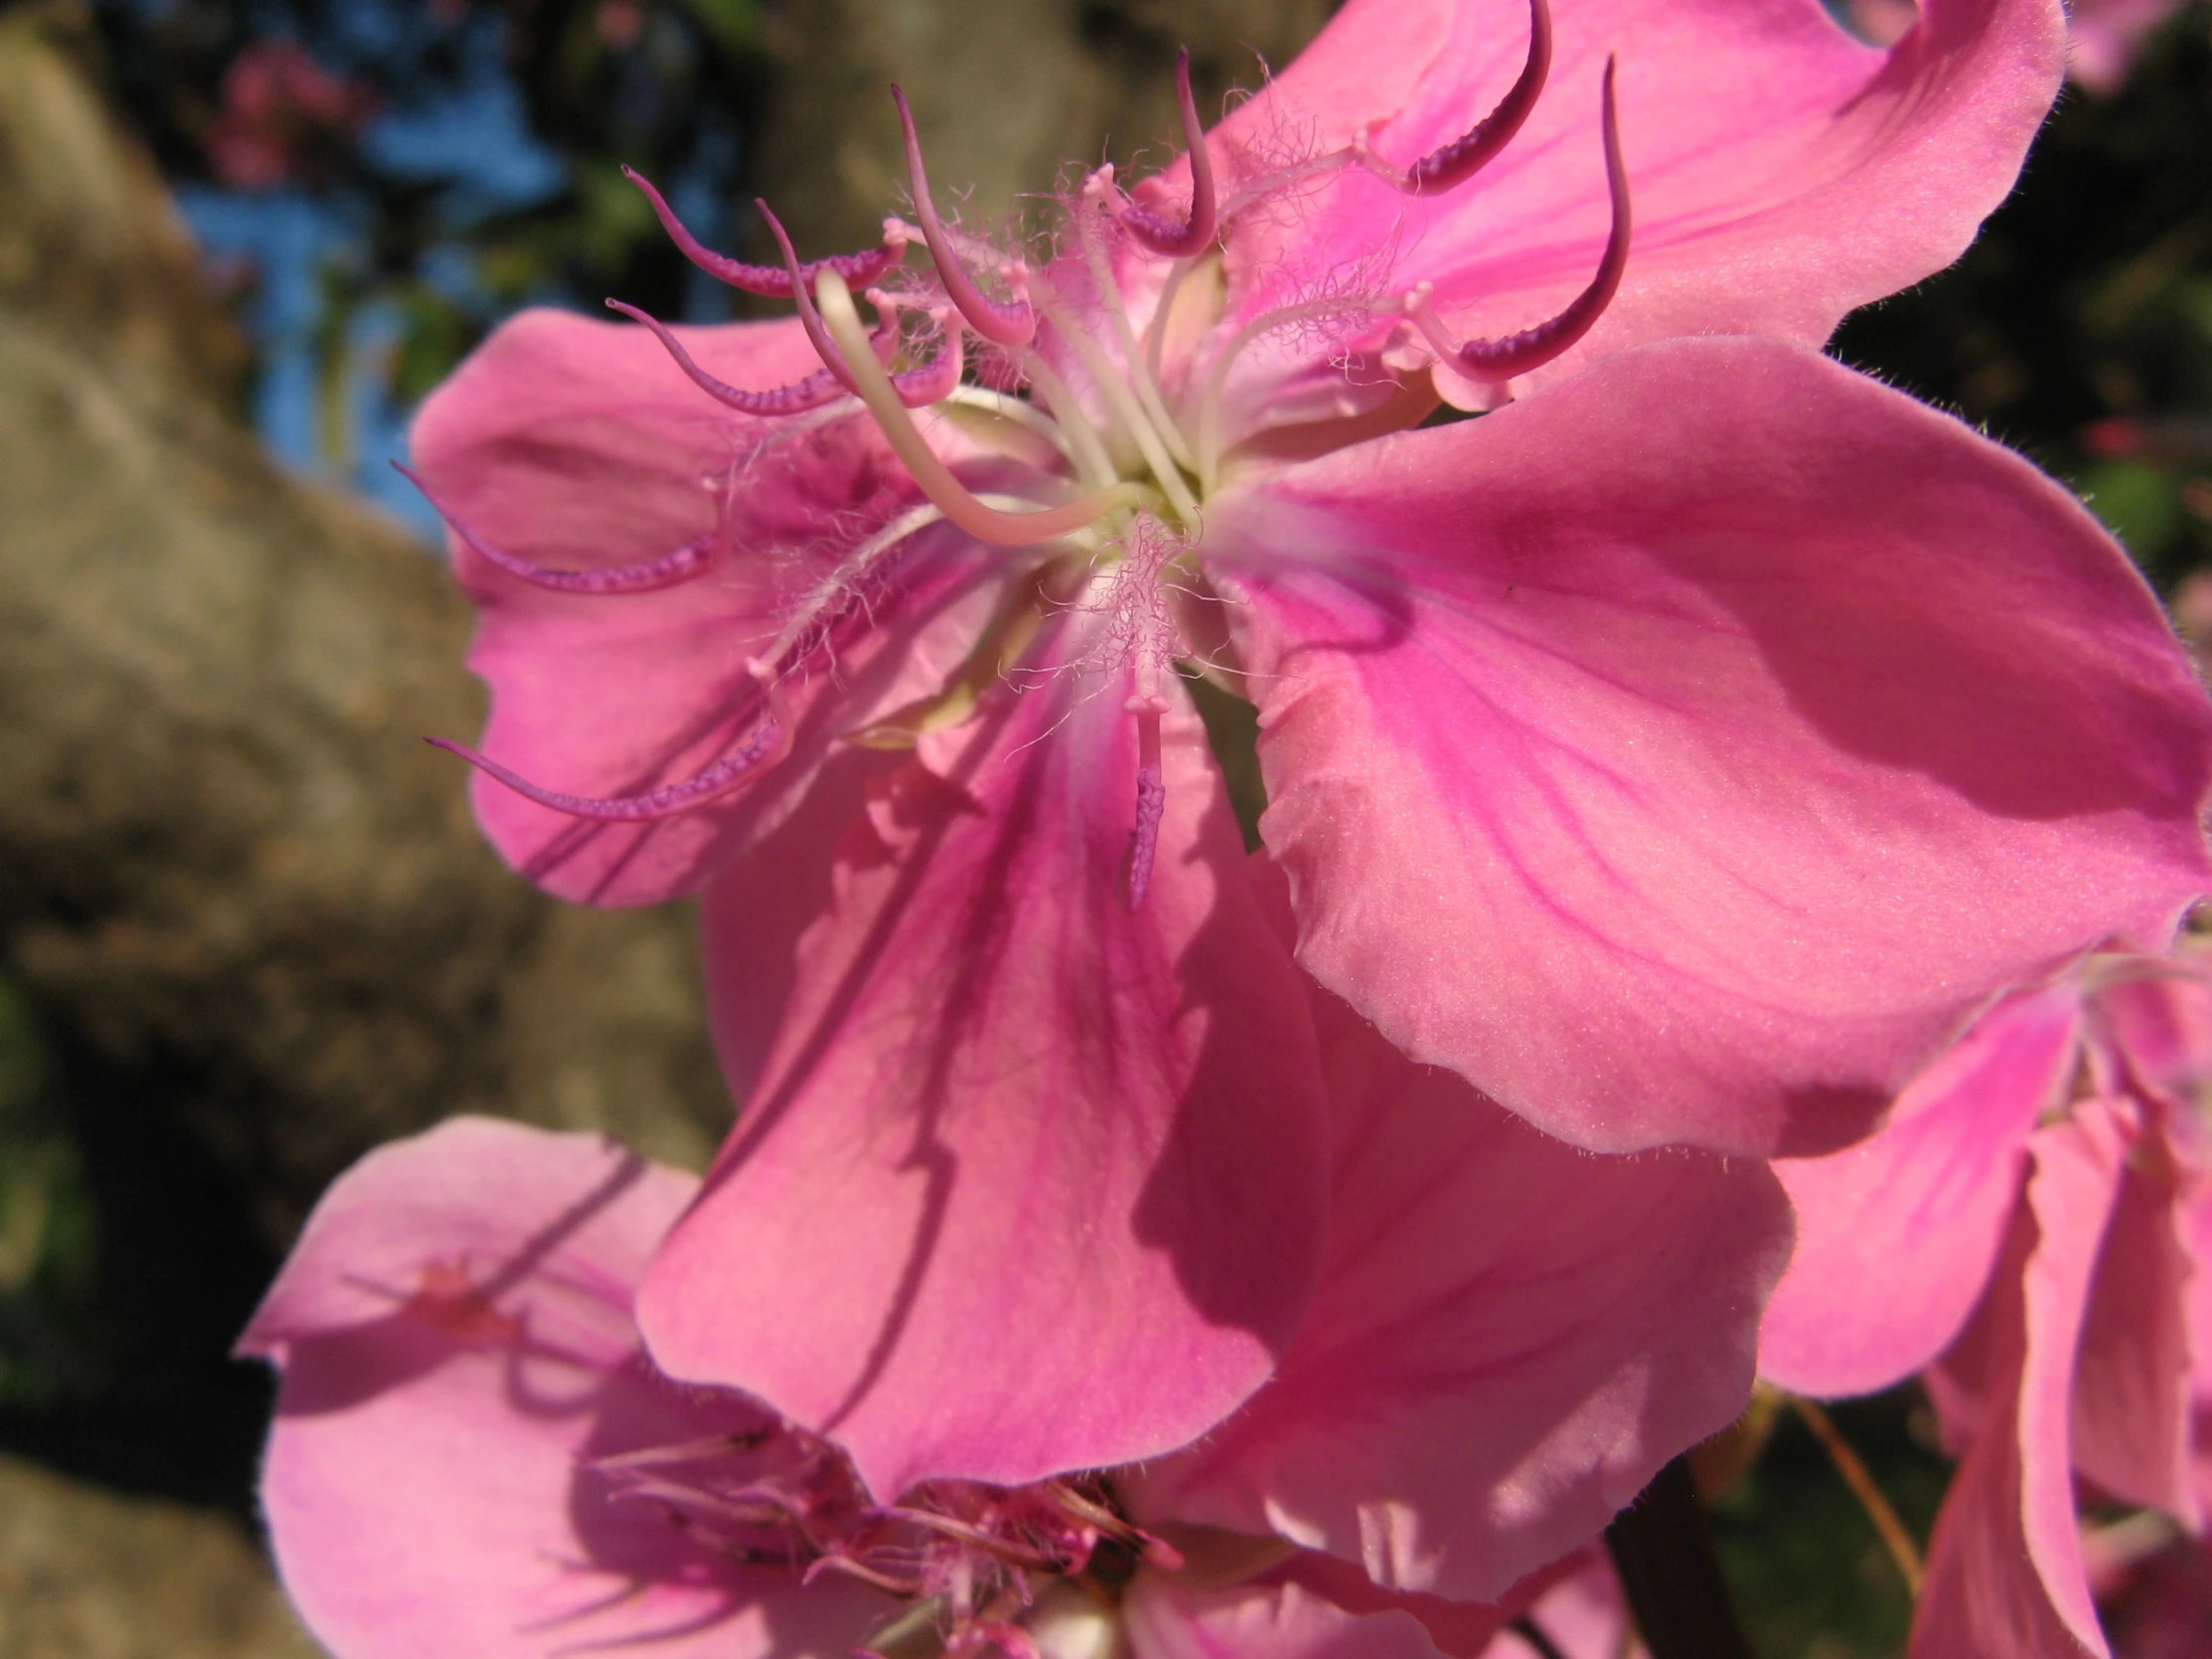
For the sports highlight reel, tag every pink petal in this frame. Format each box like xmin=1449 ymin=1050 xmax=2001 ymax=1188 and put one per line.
xmin=240 ymin=1118 xmax=878 ymax=1659
xmin=1207 ymin=336 xmax=2212 ymax=1157
xmin=2096 ymin=963 xmax=2212 ymax=1118
xmin=2188 ymin=1187 xmax=2212 ymax=1516
xmin=1215 ymin=0 xmax=2060 ymax=391
xmin=410 ymin=307 xmax=1008 ymax=905
xmin=1762 ymin=984 xmax=2080 ymax=1396
xmin=1130 ymin=975 xmax=1792 ymax=1602
xmin=1475 ymin=1553 xmax=1633 ymax=1659
xmin=1912 ymin=1103 xmax=2127 ymax=1659
xmin=635 ymin=617 xmax=1330 ymax=1499
xmin=1123 ymin=1548 xmax=1517 ymax=1659
xmin=698 ymin=748 xmax=890 ymax=1106
xmin=2072 ymin=1135 xmax=2200 ymax=1526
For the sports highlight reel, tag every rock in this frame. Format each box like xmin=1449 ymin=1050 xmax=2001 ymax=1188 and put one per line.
xmin=0 ymin=1 xmax=727 ymax=1261
xmin=0 ymin=1451 xmax=319 ymax=1659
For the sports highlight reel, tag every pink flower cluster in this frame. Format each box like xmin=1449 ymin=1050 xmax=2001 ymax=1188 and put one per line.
xmin=242 ymin=0 xmax=2212 ymax=1655
xmin=204 ymin=41 xmax=376 ymax=192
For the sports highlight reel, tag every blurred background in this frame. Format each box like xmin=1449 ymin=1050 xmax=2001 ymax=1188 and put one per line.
xmin=0 ymin=0 xmax=2207 ymax=1653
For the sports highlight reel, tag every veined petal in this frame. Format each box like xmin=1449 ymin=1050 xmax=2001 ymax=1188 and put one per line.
xmin=1912 ymin=1104 xmax=2125 ymax=1659
xmin=636 ymin=616 xmax=1329 ymax=1499
xmin=1131 ymin=973 xmax=1792 ymax=1603
xmin=411 ymin=307 xmax=1007 ymax=905
xmin=1207 ymin=337 xmax=2212 ymax=1157
xmin=1213 ymin=0 xmax=2061 ymax=391
xmin=1762 ymin=985 xmax=2080 ymax=1397
xmin=239 ymin=1119 xmax=877 ymax=1659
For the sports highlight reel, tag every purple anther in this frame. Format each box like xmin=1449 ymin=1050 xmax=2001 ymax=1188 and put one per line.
xmin=887 ymin=311 xmax=966 ymax=407
xmin=1406 ymin=57 xmax=1628 ymax=382
xmin=604 ymin=299 xmax=848 ymax=416
xmin=427 ymin=714 xmax=784 ymax=822
xmin=1111 ymin=48 xmax=1218 ymax=258
xmin=761 ymin=201 xmax=867 ymax=395
xmin=623 ymin=165 xmax=905 ymax=296
xmin=428 ymin=661 xmax=792 ymax=821
xmin=393 ymin=460 xmax=715 ymax=594
xmin=1127 ymin=759 xmax=1166 ymax=909
xmin=891 ymin=85 xmax=1037 ymax=346
xmin=1384 ymin=0 xmax=1552 ymax=196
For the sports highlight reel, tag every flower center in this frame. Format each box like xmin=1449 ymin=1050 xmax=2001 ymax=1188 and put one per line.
xmin=587 ymin=1419 xmax=1179 ymax=1659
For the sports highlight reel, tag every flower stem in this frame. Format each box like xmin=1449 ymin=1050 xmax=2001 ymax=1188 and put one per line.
xmin=1602 ymin=1455 xmax=1752 ymax=1659
xmin=1790 ymin=1395 xmax=1925 ymax=1596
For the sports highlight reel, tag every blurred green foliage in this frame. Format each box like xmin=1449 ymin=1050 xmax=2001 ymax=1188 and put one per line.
xmin=0 ymin=979 xmax=100 ymax=1409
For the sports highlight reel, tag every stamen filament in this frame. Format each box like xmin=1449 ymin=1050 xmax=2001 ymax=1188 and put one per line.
xmin=943 ymin=385 xmax=1076 ymax=463
xmin=605 ymin=299 xmax=848 ymax=416
xmin=893 ymin=86 xmax=1038 ymax=346
xmin=816 ymin=271 xmax=1147 ymax=547
xmin=1194 ymin=298 xmax=1357 ymax=495
xmin=624 ymin=166 xmax=906 ymax=296
xmin=1077 ymin=208 xmax=1199 ymax=471
xmin=1028 ymin=281 xmax=1203 ymax=525
xmin=1018 ymin=352 xmax=1119 ymax=490
xmin=1402 ymin=58 xmax=1629 ymax=385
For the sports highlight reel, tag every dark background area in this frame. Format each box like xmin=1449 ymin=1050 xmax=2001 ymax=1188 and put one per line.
xmin=1 ymin=1 xmax=2207 ymax=1653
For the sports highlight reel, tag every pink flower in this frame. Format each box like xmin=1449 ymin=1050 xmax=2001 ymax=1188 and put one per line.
xmin=205 ymin=41 xmax=375 ymax=192
xmin=241 ymin=1007 xmax=1790 ymax=1659
xmin=2065 ymin=0 xmax=2195 ymax=92
xmin=406 ymin=0 xmax=2203 ymax=1212
xmin=1761 ymin=954 xmax=2212 ymax=1659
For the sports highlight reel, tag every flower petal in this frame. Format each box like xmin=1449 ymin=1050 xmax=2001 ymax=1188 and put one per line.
xmin=636 ymin=616 xmax=1330 ymax=1499
xmin=1122 ymin=1549 xmax=1513 ymax=1659
xmin=240 ymin=1118 xmax=877 ymax=1659
xmin=1207 ymin=337 xmax=2212 ymax=1157
xmin=1131 ymin=974 xmax=1791 ymax=1602
xmin=1215 ymin=0 xmax=2060 ymax=390
xmin=411 ymin=307 xmax=1007 ymax=905
xmin=1762 ymin=984 xmax=2079 ymax=1396
xmin=1912 ymin=1104 xmax=2125 ymax=1659
xmin=2071 ymin=1133 xmax=2200 ymax=1526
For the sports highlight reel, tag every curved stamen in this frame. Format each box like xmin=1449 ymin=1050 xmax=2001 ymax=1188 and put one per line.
xmin=624 ymin=166 xmax=906 ymax=296
xmin=891 ymin=85 xmax=1037 ymax=346
xmin=604 ymin=299 xmax=849 ymax=416
xmin=881 ymin=304 xmax=968 ymax=407
xmin=1402 ymin=57 xmax=1627 ymax=384
xmin=814 ymin=269 xmax=1147 ymax=547
xmin=1361 ymin=0 xmax=1551 ymax=195
xmin=427 ymin=660 xmax=791 ymax=822
xmin=761 ymin=202 xmax=871 ymax=397
xmin=394 ymin=460 xmax=716 ymax=594
xmin=1108 ymin=48 xmax=1217 ymax=257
